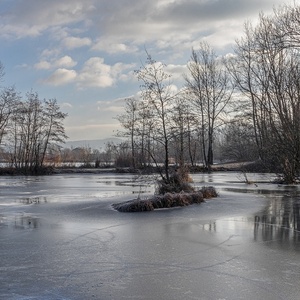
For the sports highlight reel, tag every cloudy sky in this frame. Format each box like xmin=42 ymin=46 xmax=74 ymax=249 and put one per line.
xmin=0 ymin=0 xmax=294 ymax=141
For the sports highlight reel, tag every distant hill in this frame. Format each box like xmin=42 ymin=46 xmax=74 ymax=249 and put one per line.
xmin=62 ymin=137 xmax=123 ymax=150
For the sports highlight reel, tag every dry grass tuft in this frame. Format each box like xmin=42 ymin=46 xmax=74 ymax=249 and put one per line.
xmin=112 ymin=186 xmax=217 ymax=212
xmin=201 ymin=186 xmax=218 ymax=198
xmin=151 ymin=195 xmax=164 ymax=209
xmin=157 ymin=167 xmax=195 ymax=195
xmin=112 ymin=199 xmax=154 ymax=212
xmin=190 ymin=191 xmax=204 ymax=203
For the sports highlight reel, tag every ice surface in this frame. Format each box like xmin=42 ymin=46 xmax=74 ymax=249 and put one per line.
xmin=0 ymin=172 xmax=299 ymax=299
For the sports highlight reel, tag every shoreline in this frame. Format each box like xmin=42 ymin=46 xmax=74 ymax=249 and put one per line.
xmin=0 ymin=161 xmax=264 ymax=176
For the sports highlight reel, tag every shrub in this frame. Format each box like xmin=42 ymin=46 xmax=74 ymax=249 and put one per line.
xmin=201 ymin=186 xmax=218 ymax=198
xmin=151 ymin=196 xmax=164 ymax=209
xmin=160 ymin=193 xmax=173 ymax=208
xmin=190 ymin=191 xmax=204 ymax=203
xmin=112 ymin=199 xmax=154 ymax=212
xmin=157 ymin=167 xmax=195 ymax=195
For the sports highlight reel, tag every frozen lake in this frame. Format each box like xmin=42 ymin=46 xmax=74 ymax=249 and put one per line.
xmin=0 ymin=172 xmax=299 ymax=300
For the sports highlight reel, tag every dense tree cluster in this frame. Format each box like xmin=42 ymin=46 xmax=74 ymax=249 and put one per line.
xmin=117 ymin=44 xmax=233 ymax=188
xmin=117 ymin=4 xmax=300 ymax=183
xmin=0 ymin=80 xmax=67 ymax=174
xmin=228 ymin=5 xmax=300 ymax=183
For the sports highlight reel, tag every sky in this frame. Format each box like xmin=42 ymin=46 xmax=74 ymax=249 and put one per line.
xmin=0 ymin=0 xmax=295 ymax=142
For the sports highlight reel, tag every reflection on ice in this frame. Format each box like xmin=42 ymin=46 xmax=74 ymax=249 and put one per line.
xmin=254 ymin=195 xmax=300 ymax=248
xmin=0 ymin=213 xmax=40 ymax=229
xmin=18 ymin=196 xmax=47 ymax=205
xmin=13 ymin=214 xmax=40 ymax=229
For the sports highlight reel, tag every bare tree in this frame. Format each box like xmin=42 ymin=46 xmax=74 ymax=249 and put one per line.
xmin=6 ymin=92 xmax=67 ymax=173
xmin=116 ymin=97 xmax=139 ymax=168
xmin=272 ymin=4 xmax=300 ymax=49
xmin=228 ymin=6 xmax=300 ymax=182
xmin=0 ymin=86 xmax=19 ymax=146
xmin=170 ymin=95 xmax=194 ymax=168
xmin=136 ymin=99 xmax=156 ymax=168
xmin=220 ymin=119 xmax=258 ymax=161
xmin=0 ymin=61 xmax=4 ymax=83
xmin=135 ymin=52 xmax=177 ymax=182
xmin=39 ymin=98 xmax=68 ymax=167
xmin=185 ymin=42 xmax=233 ymax=170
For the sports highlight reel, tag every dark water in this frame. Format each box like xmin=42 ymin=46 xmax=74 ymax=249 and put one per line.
xmin=0 ymin=172 xmax=300 ymax=300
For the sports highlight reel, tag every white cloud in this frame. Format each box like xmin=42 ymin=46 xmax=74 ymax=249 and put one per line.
xmin=0 ymin=0 xmax=95 ymax=38
xmin=39 ymin=56 xmax=134 ymax=88
xmin=119 ymin=70 xmax=136 ymax=82
xmin=92 ymin=39 xmax=138 ymax=54
xmin=76 ymin=57 xmax=113 ymax=88
xmin=1 ymin=0 xmax=285 ymax=56
xmin=44 ymin=68 xmax=77 ymax=86
xmin=165 ymin=64 xmax=187 ymax=80
xmin=76 ymin=57 xmax=134 ymax=89
xmin=40 ymin=48 xmax=60 ymax=59
xmin=55 ymin=56 xmax=77 ymax=68
xmin=34 ymin=61 xmax=52 ymax=70
xmin=0 ymin=23 xmax=41 ymax=38
xmin=34 ymin=56 xmax=77 ymax=70
xmin=62 ymin=36 xmax=92 ymax=49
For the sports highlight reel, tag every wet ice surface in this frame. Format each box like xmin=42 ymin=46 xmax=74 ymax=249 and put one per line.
xmin=0 ymin=172 xmax=300 ymax=300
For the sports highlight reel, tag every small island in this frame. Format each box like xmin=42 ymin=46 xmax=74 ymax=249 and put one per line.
xmin=112 ymin=186 xmax=218 ymax=212
xmin=112 ymin=167 xmax=218 ymax=212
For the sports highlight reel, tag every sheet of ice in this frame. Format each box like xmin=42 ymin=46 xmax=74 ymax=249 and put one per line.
xmin=0 ymin=172 xmax=299 ymax=300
